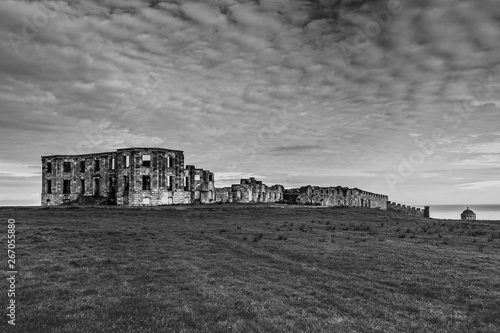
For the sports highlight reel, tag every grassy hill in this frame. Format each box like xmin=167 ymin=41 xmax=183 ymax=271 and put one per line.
xmin=1 ymin=205 xmax=499 ymax=332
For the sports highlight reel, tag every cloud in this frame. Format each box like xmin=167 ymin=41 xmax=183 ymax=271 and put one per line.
xmin=418 ymin=173 xmax=439 ymax=178
xmin=0 ymin=162 xmax=40 ymax=179
xmin=465 ymin=142 xmax=500 ymax=154
xmin=457 ymin=181 xmax=500 ymax=190
xmin=270 ymin=145 xmax=323 ymax=153
xmin=181 ymin=2 xmax=227 ymax=27
xmin=230 ymin=4 xmax=282 ymax=31
xmin=1 ymin=0 xmax=500 ymax=205
xmin=454 ymin=155 xmax=500 ymax=167
xmin=214 ymin=172 xmax=268 ymax=187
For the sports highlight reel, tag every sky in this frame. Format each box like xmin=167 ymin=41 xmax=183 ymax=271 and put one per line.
xmin=0 ymin=0 xmax=499 ymax=206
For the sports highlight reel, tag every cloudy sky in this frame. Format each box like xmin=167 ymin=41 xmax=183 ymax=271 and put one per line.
xmin=1 ymin=0 xmax=499 ymax=206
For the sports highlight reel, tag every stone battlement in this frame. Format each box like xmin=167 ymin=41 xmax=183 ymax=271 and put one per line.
xmin=387 ymin=201 xmax=426 ymax=217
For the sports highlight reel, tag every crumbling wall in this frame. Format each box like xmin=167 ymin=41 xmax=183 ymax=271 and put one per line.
xmin=284 ymin=188 xmax=300 ymax=204
xmin=387 ymin=201 xmax=424 ymax=217
xmin=115 ymin=148 xmax=186 ymax=206
xmin=284 ymin=186 xmax=388 ymax=209
xmin=185 ymin=165 xmax=215 ymax=204
xmin=41 ymin=151 xmax=117 ymax=206
xmin=231 ymin=183 xmax=253 ymax=203
xmin=268 ymin=185 xmax=284 ymax=202
xmin=214 ymin=178 xmax=284 ymax=204
xmin=358 ymin=189 xmax=387 ymax=209
xmin=215 ymin=187 xmax=232 ymax=203
xmin=41 ymin=147 xmax=215 ymax=206
xmin=42 ymin=148 xmax=397 ymax=210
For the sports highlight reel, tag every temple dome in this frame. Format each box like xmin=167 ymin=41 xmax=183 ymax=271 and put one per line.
xmin=461 ymin=207 xmax=476 ymax=220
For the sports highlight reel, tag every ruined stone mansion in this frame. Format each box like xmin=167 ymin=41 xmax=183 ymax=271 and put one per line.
xmin=40 ymin=147 xmax=426 ymax=216
xmin=41 ymin=147 xmax=216 ymax=206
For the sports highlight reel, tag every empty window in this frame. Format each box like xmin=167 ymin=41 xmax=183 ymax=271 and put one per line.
xmin=209 ymin=174 xmax=214 ymax=181
xmin=63 ymin=162 xmax=71 ymax=172
xmin=194 ymin=175 xmax=200 ymax=181
xmin=124 ymin=175 xmax=129 ymax=191
xmin=47 ymin=180 xmax=52 ymax=194
xmin=123 ymin=155 xmax=130 ymax=168
xmin=95 ymin=159 xmax=100 ymax=171
xmin=109 ymin=176 xmax=114 ymax=191
xmin=184 ymin=177 xmax=189 ymax=190
xmin=94 ymin=178 xmax=100 ymax=195
xmin=167 ymin=156 xmax=173 ymax=168
xmin=142 ymin=176 xmax=151 ymax=190
xmin=81 ymin=179 xmax=85 ymax=194
xmin=167 ymin=175 xmax=173 ymax=189
xmin=142 ymin=154 xmax=151 ymax=167
xmin=110 ymin=157 xmax=115 ymax=170
xmin=80 ymin=160 xmax=85 ymax=173
xmin=63 ymin=180 xmax=71 ymax=194
xmin=47 ymin=162 xmax=52 ymax=173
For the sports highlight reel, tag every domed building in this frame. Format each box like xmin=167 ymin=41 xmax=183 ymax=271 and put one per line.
xmin=461 ymin=207 xmax=476 ymax=221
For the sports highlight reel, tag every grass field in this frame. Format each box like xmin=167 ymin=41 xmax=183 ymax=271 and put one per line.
xmin=1 ymin=204 xmax=499 ymax=332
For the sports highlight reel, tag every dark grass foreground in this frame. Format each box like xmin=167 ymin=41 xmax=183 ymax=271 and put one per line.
xmin=1 ymin=205 xmax=499 ymax=333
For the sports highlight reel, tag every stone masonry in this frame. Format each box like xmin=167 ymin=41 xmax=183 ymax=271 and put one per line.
xmin=41 ymin=147 xmax=214 ymax=206
xmin=386 ymin=201 xmax=425 ymax=217
xmin=41 ymin=147 xmax=424 ymax=214
xmin=215 ymin=177 xmax=284 ymax=203
xmin=184 ymin=165 xmax=215 ymax=204
xmin=284 ymin=186 xmax=388 ymax=209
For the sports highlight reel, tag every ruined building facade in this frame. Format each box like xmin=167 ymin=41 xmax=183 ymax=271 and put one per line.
xmin=41 ymin=147 xmax=214 ymax=206
xmin=283 ymin=186 xmax=388 ymax=209
xmin=41 ymin=147 xmax=421 ymax=213
xmin=215 ymin=178 xmax=284 ymax=203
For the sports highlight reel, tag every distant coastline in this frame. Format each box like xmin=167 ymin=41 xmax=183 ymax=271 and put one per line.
xmin=416 ymin=204 xmax=500 ymax=220
xmin=0 ymin=200 xmax=40 ymax=207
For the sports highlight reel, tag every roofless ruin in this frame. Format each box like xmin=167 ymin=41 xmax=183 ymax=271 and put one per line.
xmin=41 ymin=147 xmax=427 ymax=217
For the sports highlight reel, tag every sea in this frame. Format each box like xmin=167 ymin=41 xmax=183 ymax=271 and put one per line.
xmin=416 ymin=204 xmax=500 ymax=221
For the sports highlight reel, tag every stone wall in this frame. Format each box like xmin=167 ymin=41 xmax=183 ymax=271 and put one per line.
xmin=115 ymin=148 xmax=185 ymax=206
xmin=185 ymin=165 xmax=215 ymax=204
xmin=386 ymin=201 xmax=424 ymax=217
xmin=268 ymin=185 xmax=284 ymax=202
xmin=215 ymin=187 xmax=232 ymax=203
xmin=284 ymin=186 xmax=388 ymax=210
xmin=42 ymin=148 xmax=408 ymax=211
xmin=41 ymin=151 xmax=117 ymax=206
xmin=215 ymin=178 xmax=284 ymax=203
xmin=41 ymin=147 xmax=213 ymax=206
